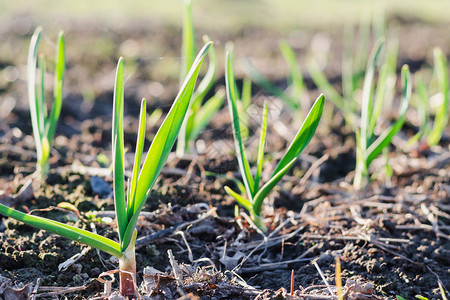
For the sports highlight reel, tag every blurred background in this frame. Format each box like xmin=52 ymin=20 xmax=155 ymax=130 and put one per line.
xmin=0 ymin=0 xmax=449 ymax=119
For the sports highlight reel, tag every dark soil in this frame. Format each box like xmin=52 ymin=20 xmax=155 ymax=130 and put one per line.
xmin=0 ymin=15 xmax=449 ymax=300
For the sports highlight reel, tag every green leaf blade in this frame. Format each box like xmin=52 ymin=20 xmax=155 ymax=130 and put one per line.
xmin=365 ymin=65 xmax=411 ymax=165
xmin=415 ymin=76 xmax=429 ymax=134
xmin=190 ymin=90 xmax=224 ymax=142
xmin=192 ymin=35 xmax=217 ymax=103
xmin=254 ymin=102 xmax=268 ymax=192
xmin=184 ymin=37 xmax=218 ymax=144
xmin=406 ymin=75 xmax=428 ymax=147
xmin=241 ymin=77 xmax=252 ymax=110
xmin=279 ymin=40 xmax=305 ymax=102
xmin=225 ymin=48 xmax=255 ymax=199
xmin=253 ymin=157 xmax=297 ymax=217
xmin=239 ymin=77 xmax=252 ymax=139
xmin=272 ymin=94 xmax=324 ymax=176
xmin=181 ymin=0 xmax=196 ymax=81
xmin=38 ymin=56 xmax=46 ymax=133
xmin=368 ymin=64 xmax=389 ymax=138
xmin=46 ymin=30 xmax=65 ymax=143
xmin=0 ymin=203 xmax=122 ymax=258
xmin=427 ymin=47 xmax=449 ymax=146
xmin=27 ymin=27 xmax=43 ymax=161
xmin=112 ymin=57 xmax=127 ymax=245
xmin=129 ymin=98 xmax=147 ymax=218
xmin=224 ymin=186 xmax=253 ymax=213
xmin=121 ymin=42 xmax=212 ymax=252
xmin=360 ymin=39 xmax=384 ymax=151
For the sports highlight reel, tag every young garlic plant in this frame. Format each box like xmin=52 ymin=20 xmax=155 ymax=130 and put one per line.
xmin=225 ymin=47 xmax=324 ymax=231
xmin=427 ymin=48 xmax=449 ymax=147
xmin=353 ymin=40 xmax=412 ymax=189
xmin=308 ymin=13 xmax=398 ymax=128
xmin=176 ymin=0 xmax=224 ymax=156
xmin=27 ymin=27 xmax=65 ymax=177
xmin=0 ymin=43 xmax=211 ymax=298
xmin=407 ymin=48 xmax=448 ymax=148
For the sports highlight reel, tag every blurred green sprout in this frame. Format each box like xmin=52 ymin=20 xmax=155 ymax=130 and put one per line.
xmin=27 ymin=27 xmax=65 ymax=177
xmin=409 ymin=48 xmax=449 ymax=148
xmin=177 ymin=0 xmax=224 ymax=156
xmin=353 ymin=40 xmax=411 ymax=189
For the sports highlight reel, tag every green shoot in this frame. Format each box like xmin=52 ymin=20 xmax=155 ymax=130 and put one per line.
xmin=239 ymin=77 xmax=252 ymax=139
xmin=309 ymin=13 xmax=398 ymax=129
xmin=407 ymin=47 xmax=448 ymax=149
xmin=427 ymin=48 xmax=449 ymax=147
xmin=180 ymin=0 xmax=196 ymax=83
xmin=353 ymin=40 xmax=412 ymax=190
xmin=27 ymin=27 xmax=65 ymax=177
xmin=415 ymin=77 xmax=430 ymax=141
xmin=148 ymin=107 xmax=163 ymax=127
xmin=225 ymin=47 xmax=324 ymax=231
xmin=177 ymin=0 xmax=224 ymax=156
xmin=280 ymin=40 xmax=307 ymax=106
xmin=0 ymin=43 xmax=211 ymax=298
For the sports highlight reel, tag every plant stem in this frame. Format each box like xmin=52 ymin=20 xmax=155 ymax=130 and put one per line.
xmin=37 ymin=159 xmax=49 ymax=177
xmin=353 ymin=157 xmax=368 ymax=190
xmin=37 ymin=136 xmax=50 ymax=177
xmin=119 ymin=231 xmax=137 ymax=298
xmin=251 ymin=211 xmax=267 ymax=232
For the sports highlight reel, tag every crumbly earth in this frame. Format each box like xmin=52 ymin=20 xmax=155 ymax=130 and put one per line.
xmin=0 ymin=15 xmax=449 ymax=300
